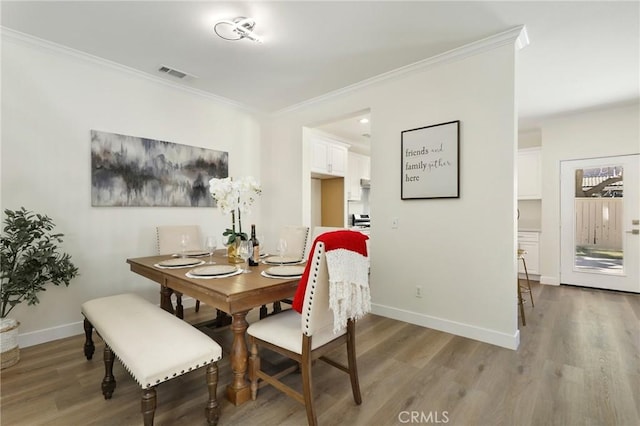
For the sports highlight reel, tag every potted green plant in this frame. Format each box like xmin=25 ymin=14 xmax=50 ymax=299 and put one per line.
xmin=0 ymin=208 xmax=79 ymax=369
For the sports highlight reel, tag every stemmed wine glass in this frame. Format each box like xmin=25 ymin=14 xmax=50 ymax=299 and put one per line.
xmin=238 ymin=240 xmax=253 ymax=273
xmin=205 ymin=236 xmax=217 ymax=264
xmin=222 ymin=234 xmax=231 ymax=257
xmin=179 ymin=234 xmax=190 ymax=257
xmin=276 ymin=238 xmax=288 ymax=265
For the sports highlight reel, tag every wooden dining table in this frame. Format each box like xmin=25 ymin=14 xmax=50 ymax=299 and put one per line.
xmin=126 ymin=251 xmax=301 ymax=406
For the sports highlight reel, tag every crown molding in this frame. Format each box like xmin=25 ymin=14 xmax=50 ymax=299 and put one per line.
xmin=1 ymin=24 xmax=529 ymax=118
xmin=0 ymin=26 xmax=262 ymax=115
xmin=274 ymin=25 xmax=529 ymax=116
xmin=516 ymin=25 xmax=530 ymax=51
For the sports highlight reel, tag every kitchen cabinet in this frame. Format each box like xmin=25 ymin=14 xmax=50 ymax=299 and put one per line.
xmin=310 ymin=137 xmax=348 ymax=177
xmin=518 ymin=231 xmax=539 ymax=276
xmin=518 ymin=147 xmax=542 ymax=200
xmin=347 ymin=152 xmax=370 ymax=201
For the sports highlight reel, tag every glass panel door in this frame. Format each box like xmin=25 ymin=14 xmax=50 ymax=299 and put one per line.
xmin=573 ymin=165 xmax=623 ymax=274
xmin=560 ymin=155 xmax=639 ymax=293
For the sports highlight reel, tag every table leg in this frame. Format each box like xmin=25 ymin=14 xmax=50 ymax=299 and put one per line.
xmin=160 ymin=286 xmax=174 ymax=314
xmin=226 ymin=311 xmax=251 ymax=405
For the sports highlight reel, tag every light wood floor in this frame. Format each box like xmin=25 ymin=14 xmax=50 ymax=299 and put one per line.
xmin=1 ymin=283 xmax=639 ymax=426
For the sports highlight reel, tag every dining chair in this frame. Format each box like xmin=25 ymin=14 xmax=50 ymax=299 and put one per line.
xmin=310 ymin=226 xmax=343 ymax=242
xmin=279 ymin=225 xmax=310 ymax=259
xmin=156 ymin=225 xmax=203 ymax=254
xmin=248 ymin=241 xmax=363 ymax=426
xmin=262 ymin=226 xmax=310 ymax=318
xmin=156 ymin=225 xmax=203 ymax=312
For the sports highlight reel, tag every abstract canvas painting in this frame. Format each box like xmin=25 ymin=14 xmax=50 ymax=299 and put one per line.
xmin=91 ymin=130 xmax=228 ymax=207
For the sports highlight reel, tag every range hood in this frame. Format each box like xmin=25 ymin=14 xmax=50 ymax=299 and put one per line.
xmin=360 ymin=178 xmax=370 ymax=189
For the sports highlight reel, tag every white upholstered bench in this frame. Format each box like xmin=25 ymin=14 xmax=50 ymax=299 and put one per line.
xmin=81 ymin=293 xmax=222 ymax=426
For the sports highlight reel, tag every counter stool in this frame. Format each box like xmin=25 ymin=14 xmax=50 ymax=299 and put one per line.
xmin=517 ymin=249 xmax=534 ymax=326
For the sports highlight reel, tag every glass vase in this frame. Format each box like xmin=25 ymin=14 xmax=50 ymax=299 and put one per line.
xmin=227 ymin=239 xmax=243 ymax=264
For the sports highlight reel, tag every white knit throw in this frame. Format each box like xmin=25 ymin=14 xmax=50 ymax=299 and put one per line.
xmin=326 ymin=248 xmax=370 ymax=333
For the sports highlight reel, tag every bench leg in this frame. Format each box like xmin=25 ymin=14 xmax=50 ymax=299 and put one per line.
xmin=102 ymin=345 xmax=117 ymax=399
xmin=83 ymin=318 xmax=95 ymax=360
xmin=205 ymin=362 xmax=220 ymax=426
xmin=141 ymin=387 xmax=157 ymax=426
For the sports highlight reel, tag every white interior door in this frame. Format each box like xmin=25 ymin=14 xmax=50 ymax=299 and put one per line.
xmin=560 ymin=154 xmax=639 ymax=293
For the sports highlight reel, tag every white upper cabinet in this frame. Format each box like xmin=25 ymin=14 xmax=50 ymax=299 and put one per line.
xmin=310 ymin=137 xmax=348 ymax=177
xmin=518 ymin=147 xmax=542 ymax=200
xmin=347 ymin=152 xmax=370 ymax=200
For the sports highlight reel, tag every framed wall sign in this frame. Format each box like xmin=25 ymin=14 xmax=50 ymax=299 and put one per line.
xmin=401 ymin=120 xmax=460 ymax=199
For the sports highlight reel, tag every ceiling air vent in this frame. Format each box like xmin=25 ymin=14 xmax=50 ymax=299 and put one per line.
xmin=158 ymin=65 xmax=193 ymax=79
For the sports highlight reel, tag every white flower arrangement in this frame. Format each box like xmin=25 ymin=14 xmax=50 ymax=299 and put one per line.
xmin=209 ymin=176 xmax=261 ymax=244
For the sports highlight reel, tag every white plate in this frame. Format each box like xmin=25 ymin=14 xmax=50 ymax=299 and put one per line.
xmin=264 ymin=256 xmax=302 ymax=265
xmin=190 ymin=265 xmax=238 ymax=276
xmin=176 ymin=250 xmax=210 ymax=257
xmin=157 ymin=258 xmax=204 ymax=268
xmin=261 ymin=271 xmax=303 ymax=279
xmin=187 ymin=269 xmax=243 ymax=279
xmin=265 ymin=265 xmax=305 ymax=277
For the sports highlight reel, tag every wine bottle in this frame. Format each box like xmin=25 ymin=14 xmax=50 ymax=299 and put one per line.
xmin=249 ymin=224 xmax=260 ymax=266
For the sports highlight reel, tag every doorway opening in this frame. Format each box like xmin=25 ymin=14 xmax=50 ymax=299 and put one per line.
xmin=309 ymin=109 xmax=372 ymax=231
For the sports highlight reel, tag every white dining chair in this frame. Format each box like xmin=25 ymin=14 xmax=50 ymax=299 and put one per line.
xmin=156 ymin=225 xmax=203 ymax=312
xmin=248 ymin=241 xmax=363 ymax=426
xmin=279 ymin=225 xmax=309 ymax=260
xmin=156 ymin=225 xmax=203 ymax=255
xmin=310 ymin=226 xmax=343 ymax=241
xmin=262 ymin=226 xmax=309 ymax=318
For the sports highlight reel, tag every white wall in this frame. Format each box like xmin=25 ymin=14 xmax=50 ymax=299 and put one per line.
xmin=539 ymin=102 xmax=640 ymax=285
xmin=1 ymin=34 xmax=263 ymax=346
xmin=518 ymin=129 xmax=541 ymax=149
xmin=263 ymin=36 xmax=521 ymax=348
xmin=3 ymin=28 xmax=525 ymax=350
xmin=310 ymin=178 xmax=322 ymax=231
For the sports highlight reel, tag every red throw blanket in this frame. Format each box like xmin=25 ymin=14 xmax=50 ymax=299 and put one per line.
xmin=292 ymin=230 xmax=369 ymax=313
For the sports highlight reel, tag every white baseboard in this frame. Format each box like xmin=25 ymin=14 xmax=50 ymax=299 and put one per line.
xmin=20 ymin=298 xmax=519 ymax=352
xmin=519 ymin=272 xmax=540 ymax=281
xmin=17 ymin=296 xmax=200 ymax=348
xmin=540 ymin=275 xmax=560 ymax=285
xmin=18 ymin=321 xmax=84 ymax=348
xmin=371 ymin=303 xmax=519 ymax=350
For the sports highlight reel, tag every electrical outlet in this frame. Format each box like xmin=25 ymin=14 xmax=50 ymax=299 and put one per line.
xmin=415 ymin=285 xmax=422 ymax=298
xmin=391 ymin=217 xmax=399 ymax=229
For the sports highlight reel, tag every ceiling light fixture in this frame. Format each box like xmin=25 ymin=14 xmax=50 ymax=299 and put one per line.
xmin=359 ymin=118 xmax=370 ymax=124
xmin=214 ymin=17 xmax=263 ymax=43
